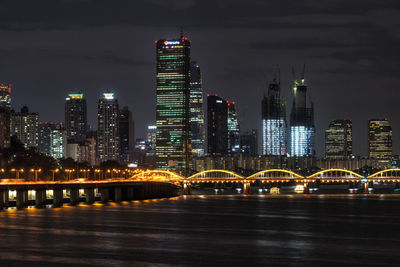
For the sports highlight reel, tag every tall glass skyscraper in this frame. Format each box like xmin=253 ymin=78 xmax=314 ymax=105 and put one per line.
xmin=156 ymin=35 xmax=191 ymax=173
xmin=97 ymin=92 xmax=119 ymax=162
xmin=290 ymin=71 xmax=315 ymax=157
xmin=325 ymin=120 xmax=352 ymax=158
xmin=368 ymin=118 xmax=392 ymax=165
xmin=65 ymin=93 xmax=87 ymax=142
xmin=207 ymin=95 xmax=228 ymax=156
xmin=227 ymin=101 xmax=240 ymax=154
xmin=261 ymin=71 xmax=286 ymax=155
xmin=190 ymin=61 xmax=205 ymax=157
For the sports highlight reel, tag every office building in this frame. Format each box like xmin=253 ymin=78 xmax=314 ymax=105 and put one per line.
xmin=0 ymin=83 xmax=11 ymax=108
xmin=97 ymin=92 xmax=119 ymax=161
xmin=65 ymin=93 xmax=87 ymax=142
xmin=190 ymin=61 xmax=206 ymax=157
xmin=155 ymin=35 xmax=191 ymax=173
xmin=261 ymin=70 xmax=286 ymax=155
xmin=119 ymin=106 xmax=135 ymax=162
xmin=228 ymin=101 xmax=240 ymax=154
xmin=0 ymin=107 xmax=10 ymax=151
xmin=325 ymin=120 xmax=352 ymax=159
xmin=11 ymin=106 xmax=39 ymax=148
xmin=39 ymin=122 xmax=66 ymax=159
xmin=146 ymin=125 xmax=157 ymax=151
xmin=207 ymin=94 xmax=228 ymax=156
xmin=290 ymin=68 xmax=315 ymax=156
xmin=368 ymin=118 xmax=392 ymax=165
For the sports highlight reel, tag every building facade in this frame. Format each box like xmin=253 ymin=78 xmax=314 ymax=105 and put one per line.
xmin=0 ymin=107 xmax=10 ymax=151
xmin=0 ymin=83 xmax=11 ymax=108
xmin=97 ymin=93 xmax=119 ymax=162
xmin=368 ymin=118 xmax=392 ymax=166
xmin=39 ymin=122 xmax=66 ymax=159
xmin=228 ymin=101 xmax=240 ymax=154
xmin=207 ymin=94 xmax=228 ymax=156
xmin=156 ymin=36 xmax=191 ymax=173
xmin=261 ymin=72 xmax=286 ymax=156
xmin=325 ymin=119 xmax=352 ymax=159
xmin=119 ymin=106 xmax=135 ymax=163
xmin=290 ymin=71 xmax=315 ymax=157
xmin=65 ymin=93 xmax=87 ymax=142
xmin=240 ymin=129 xmax=258 ymax=156
xmin=11 ymin=106 xmax=39 ymax=149
xmin=190 ymin=61 xmax=205 ymax=157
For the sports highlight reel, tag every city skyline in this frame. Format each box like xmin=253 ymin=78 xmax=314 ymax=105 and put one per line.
xmin=0 ymin=1 xmax=399 ymax=157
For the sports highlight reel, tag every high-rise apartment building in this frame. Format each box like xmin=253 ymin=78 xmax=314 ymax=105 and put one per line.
xmin=0 ymin=83 xmax=11 ymax=108
xmin=325 ymin=120 xmax=352 ymax=159
xmin=97 ymin=93 xmax=119 ymax=162
xmin=0 ymin=83 xmax=11 ymax=151
xmin=207 ymin=94 xmax=228 ymax=156
xmin=119 ymin=106 xmax=135 ymax=162
xmin=368 ymin=118 xmax=392 ymax=164
xmin=65 ymin=93 xmax=87 ymax=142
xmin=146 ymin=125 xmax=157 ymax=151
xmin=39 ymin=122 xmax=66 ymax=159
xmin=290 ymin=69 xmax=315 ymax=157
xmin=11 ymin=106 xmax=39 ymax=148
xmin=0 ymin=107 xmax=10 ymax=151
xmin=262 ymin=71 xmax=286 ymax=156
xmin=190 ymin=61 xmax=205 ymax=157
xmin=156 ymin=35 xmax=191 ymax=173
xmin=227 ymin=101 xmax=240 ymax=154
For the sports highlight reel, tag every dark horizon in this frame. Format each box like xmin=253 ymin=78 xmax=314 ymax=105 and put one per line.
xmin=1 ymin=0 xmax=399 ymax=157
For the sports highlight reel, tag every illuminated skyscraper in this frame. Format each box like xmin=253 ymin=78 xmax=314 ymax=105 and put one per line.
xmin=0 ymin=83 xmax=11 ymax=108
xmin=261 ymin=70 xmax=286 ymax=155
xmin=227 ymin=101 xmax=240 ymax=154
xmin=290 ymin=68 xmax=315 ymax=157
xmin=97 ymin=93 xmax=119 ymax=161
xmin=39 ymin=122 xmax=66 ymax=159
xmin=156 ymin=35 xmax=191 ymax=173
xmin=368 ymin=118 xmax=392 ymax=164
xmin=65 ymin=93 xmax=87 ymax=142
xmin=146 ymin=125 xmax=157 ymax=151
xmin=11 ymin=106 xmax=39 ymax=148
xmin=190 ymin=61 xmax=205 ymax=157
xmin=207 ymin=94 xmax=228 ymax=156
xmin=325 ymin=120 xmax=352 ymax=158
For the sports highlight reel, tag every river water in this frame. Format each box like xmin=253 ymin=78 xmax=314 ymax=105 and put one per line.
xmin=1 ymin=194 xmax=400 ymax=266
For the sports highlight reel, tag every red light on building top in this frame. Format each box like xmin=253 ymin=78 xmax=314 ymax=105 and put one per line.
xmin=206 ymin=94 xmax=210 ymax=97
xmin=155 ymin=40 xmax=158 ymax=43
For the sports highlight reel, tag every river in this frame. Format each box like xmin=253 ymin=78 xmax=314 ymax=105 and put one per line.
xmin=0 ymin=194 xmax=400 ymax=266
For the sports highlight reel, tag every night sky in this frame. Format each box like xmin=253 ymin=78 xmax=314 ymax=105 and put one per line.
xmin=1 ymin=0 xmax=399 ymax=156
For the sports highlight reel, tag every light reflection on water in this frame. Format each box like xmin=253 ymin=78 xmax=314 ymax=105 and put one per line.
xmin=1 ymin=195 xmax=400 ymax=266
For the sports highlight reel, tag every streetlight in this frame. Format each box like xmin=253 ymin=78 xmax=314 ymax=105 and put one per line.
xmin=11 ymin=168 xmax=24 ymax=179
xmin=50 ymin=169 xmax=59 ymax=181
xmin=30 ymin=168 xmax=42 ymax=182
xmin=0 ymin=168 xmax=5 ymax=179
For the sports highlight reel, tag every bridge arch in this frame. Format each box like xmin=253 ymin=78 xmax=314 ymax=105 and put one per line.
xmin=367 ymin=169 xmax=400 ymax=179
xmin=130 ymin=170 xmax=184 ymax=182
xmin=247 ymin=169 xmax=304 ymax=180
xmin=307 ymin=169 xmax=363 ymax=179
xmin=188 ymin=170 xmax=244 ymax=182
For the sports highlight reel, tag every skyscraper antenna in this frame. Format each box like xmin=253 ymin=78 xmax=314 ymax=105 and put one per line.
xmin=301 ymin=64 xmax=306 ymax=80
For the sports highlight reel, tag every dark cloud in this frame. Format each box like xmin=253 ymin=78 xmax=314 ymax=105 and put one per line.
xmin=1 ymin=0 xmax=400 ymax=156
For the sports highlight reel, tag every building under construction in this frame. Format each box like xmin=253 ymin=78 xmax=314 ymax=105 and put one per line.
xmin=289 ymin=66 xmax=315 ymax=157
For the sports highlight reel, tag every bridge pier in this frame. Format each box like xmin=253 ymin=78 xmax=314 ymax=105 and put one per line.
xmin=0 ymin=190 xmax=3 ymax=209
xmin=243 ymin=182 xmax=251 ymax=194
xmin=85 ymin=188 xmax=95 ymax=204
xmin=16 ymin=190 xmax=24 ymax=209
xmin=35 ymin=189 xmax=46 ymax=208
xmin=114 ymin=187 xmax=122 ymax=202
xmin=182 ymin=182 xmax=191 ymax=195
xmin=101 ymin=187 xmax=109 ymax=203
xmin=53 ymin=189 xmax=63 ymax=207
xmin=363 ymin=181 xmax=369 ymax=193
xmin=70 ymin=188 xmax=79 ymax=205
xmin=126 ymin=187 xmax=134 ymax=200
